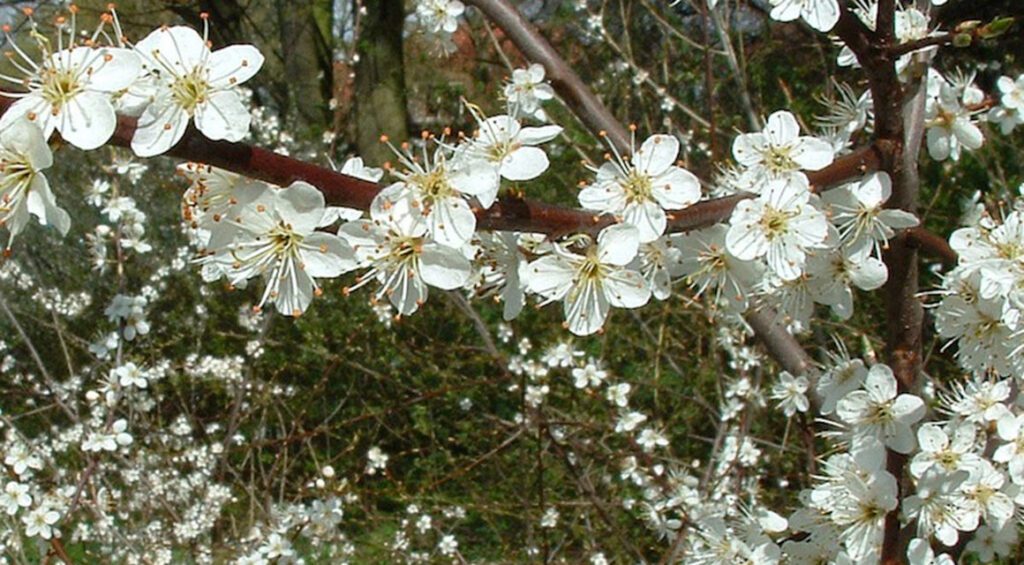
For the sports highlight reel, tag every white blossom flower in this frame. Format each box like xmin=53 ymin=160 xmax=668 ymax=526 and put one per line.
xmin=732 ymin=111 xmax=834 ymax=191
xmin=104 ymin=294 xmax=150 ymax=341
xmin=114 ymin=362 xmax=148 ymax=389
xmin=770 ymin=371 xmax=810 ymax=417
xmin=572 ymin=360 xmax=607 ymax=389
xmin=540 ymin=507 xmax=559 ymax=528
xmin=635 ymin=236 xmax=685 ymax=300
xmin=317 ymin=156 xmax=384 ymax=226
xmin=835 ymin=363 xmax=925 ymax=453
xmin=4 ymin=444 xmax=43 ymax=477
xmin=416 ymin=0 xmax=464 ymax=34
xmin=504 ymin=64 xmax=555 ymax=120
xmin=940 ymin=376 xmax=1012 ymax=424
xmin=831 ymin=456 xmax=897 ymax=560
xmin=0 ymin=31 xmax=141 ymax=149
xmin=965 ymin=523 xmax=1018 ymax=562
xmin=817 ymin=354 xmax=868 ymax=416
xmin=524 ymin=224 xmax=651 ymax=336
xmin=340 ymin=197 xmax=472 ymax=316
xmin=994 ymin=413 xmax=1024 ymax=484
xmin=366 ymin=446 xmax=389 ymax=475
xmin=615 ymin=410 xmax=648 ymax=433
xmin=910 ymin=423 xmax=981 ymax=479
xmin=960 ymin=460 xmax=1015 ymax=529
xmin=822 ymin=172 xmax=919 ymax=257
xmin=0 ymin=120 xmax=68 ymax=248
xmin=725 ymin=174 xmax=829 ymax=281
xmin=82 ymin=419 xmax=133 ymax=452
xmin=925 ymin=70 xmax=985 ymax=162
xmin=203 ymin=181 xmax=357 ymax=316
xmin=902 ymin=469 xmax=976 ymax=547
xmin=457 ymin=111 xmax=562 ymax=207
xmin=675 ymin=224 xmax=762 ymax=309
xmin=475 ymin=231 xmax=529 ymax=321
xmin=934 ymin=287 xmax=1017 ymax=377
xmin=606 ymin=383 xmax=631 ymax=408
xmin=636 ymin=428 xmax=669 ymax=452
xmin=131 ymin=24 xmax=264 ymax=156
xmin=997 ymin=74 xmax=1024 ymax=113
xmin=0 ymin=482 xmax=31 ymax=515
xmin=437 ymin=533 xmax=459 ymax=556
xmin=22 ymin=505 xmax=60 ymax=540
xmin=807 ymin=247 xmax=888 ymax=320
xmin=578 ymin=134 xmax=701 ymax=242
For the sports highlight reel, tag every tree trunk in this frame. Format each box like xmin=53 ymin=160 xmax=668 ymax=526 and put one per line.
xmin=353 ymin=0 xmax=409 ymax=166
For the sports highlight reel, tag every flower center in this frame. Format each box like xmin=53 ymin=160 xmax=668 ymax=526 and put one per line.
xmin=487 ymin=140 xmax=518 ymax=163
xmin=171 ymin=69 xmax=210 ymax=113
xmin=759 ymin=206 xmax=794 ymax=239
xmin=577 ymin=251 xmax=607 ymax=283
xmin=936 ymin=450 xmax=960 ymax=469
xmin=0 ymin=156 xmax=37 ymax=214
xmin=268 ymin=223 xmax=303 ymax=258
xmin=41 ymin=67 xmax=82 ymax=109
xmin=386 ymin=235 xmax=424 ymax=264
xmin=621 ymin=171 xmax=653 ymax=203
xmin=764 ymin=146 xmax=797 ymax=174
xmin=412 ymin=169 xmax=455 ymax=204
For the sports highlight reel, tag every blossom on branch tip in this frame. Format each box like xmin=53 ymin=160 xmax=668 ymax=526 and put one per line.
xmin=579 ymin=133 xmax=701 ymax=243
xmin=524 ymin=223 xmax=651 ymax=336
xmin=0 ymin=11 xmax=142 ymax=150
xmin=202 ymin=181 xmax=358 ymax=316
xmin=339 ymin=196 xmax=472 ymax=316
xmin=732 ymin=110 xmax=834 ymax=192
xmin=130 ymin=24 xmax=264 ymax=156
xmin=725 ymin=174 xmax=829 ymax=281
xmin=835 ymin=363 xmax=925 ymax=454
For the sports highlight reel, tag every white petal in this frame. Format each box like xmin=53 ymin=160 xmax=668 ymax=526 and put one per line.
xmin=865 ymin=364 xmax=897 ymax=401
xmin=26 ymin=175 xmax=70 ymax=236
xmin=277 ymin=181 xmax=327 ymax=234
xmin=564 ymin=279 xmax=609 ymax=336
xmin=83 ymin=47 xmax=143 ymax=92
xmin=132 ymin=101 xmax=190 ymax=157
xmin=765 ymin=111 xmax=800 ymax=146
xmin=633 ymin=134 xmax=678 ymax=176
xmin=301 ymin=233 xmax=357 ymax=277
xmin=650 ymin=167 xmax=701 ymax=210
xmin=429 ymin=197 xmax=477 ymax=248
xmin=916 ymin=423 xmax=948 ymax=453
xmin=791 ymin=138 xmax=835 ymax=171
xmin=524 ymin=255 xmax=574 ymax=300
xmin=732 ymin=133 xmax=767 ymax=167
xmin=58 ymin=91 xmax=117 ymax=150
xmin=516 ymin=124 xmax=562 ymax=145
xmin=419 ymin=245 xmax=471 ymax=290
xmin=801 ymin=0 xmax=840 ymax=32
xmin=0 ymin=119 xmax=52 ymax=170
xmin=195 ymin=90 xmax=251 ymax=142
xmin=622 ymin=200 xmax=666 ymax=243
xmin=603 ymin=269 xmax=651 ymax=308
xmin=138 ymin=26 xmax=207 ymax=71
xmin=597 ymin=223 xmax=640 ymax=265
xmin=208 ymin=45 xmax=265 ymax=89
xmin=500 ymin=146 xmax=550 ymax=181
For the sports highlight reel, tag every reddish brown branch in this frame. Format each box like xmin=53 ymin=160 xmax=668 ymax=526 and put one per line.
xmin=907 ymin=226 xmax=958 ymax=266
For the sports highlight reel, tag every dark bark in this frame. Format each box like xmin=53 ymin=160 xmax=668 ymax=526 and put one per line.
xmin=353 ymin=0 xmax=410 ymax=166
